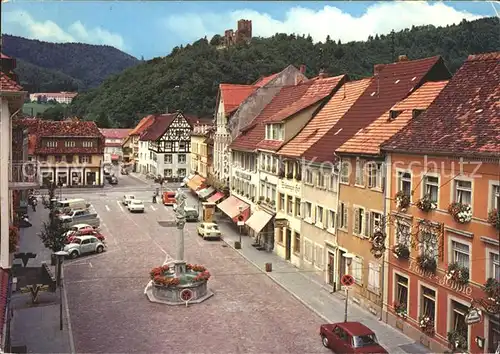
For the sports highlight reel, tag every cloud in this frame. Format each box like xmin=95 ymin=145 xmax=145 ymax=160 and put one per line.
xmin=162 ymin=1 xmax=484 ymax=44
xmin=3 ymin=10 xmax=126 ymax=50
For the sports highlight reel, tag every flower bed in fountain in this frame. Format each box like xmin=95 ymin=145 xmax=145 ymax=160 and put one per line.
xmin=149 ymin=264 xmax=211 ymax=287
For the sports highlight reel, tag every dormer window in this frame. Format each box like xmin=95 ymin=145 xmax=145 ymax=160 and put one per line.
xmin=389 ymin=110 xmax=402 ymax=120
xmin=265 ymin=123 xmax=284 ymax=140
xmin=412 ymin=109 xmax=425 ymax=119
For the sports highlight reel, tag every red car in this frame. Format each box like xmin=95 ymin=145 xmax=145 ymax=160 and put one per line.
xmin=67 ymin=229 xmax=105 ymax=244
xmin=320 ymin=322 xmax=388 ymax=353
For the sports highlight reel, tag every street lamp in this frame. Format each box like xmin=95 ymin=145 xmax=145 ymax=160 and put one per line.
xmin=343 ymin=253 xmax=355 ymax=323
xmin=54 ymin=250 xmax=68 ymax=330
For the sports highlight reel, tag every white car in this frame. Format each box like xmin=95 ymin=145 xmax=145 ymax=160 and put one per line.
xmin=122 ymin=194 xmax=135 ymax=206
xmin=63 ymin=235 xmax=106 ymax=259
xmin=128 ymin=200 xmax=144 ymax=213
xmin=197 ymin=222 xmax=221 ymax=240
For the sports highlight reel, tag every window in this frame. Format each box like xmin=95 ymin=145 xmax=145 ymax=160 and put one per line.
xmin=295 ymin=198 xmax=301 ymax=217
xmin=370 ymin=212 xmax=382 ymax=237
xmin=316 ymin=206 xmax=324 ymax=225
xmin=315 ymin=244 xmax=324 ymax=268
xmin=328 ymin=173 xmax=338 ymax=191
xmin=164 ymin=154 xmax=172 ymax=164
xmin=79 ymin=155 xmax=90 ymax=164
xmin=177 ymin=168 xmax=186 ymax=177
xmin=340 ymin=161 xmax=350 ymax=184
xmin=293 ymin=232 xmax=301 ymax=254
xmin=395 ymin=274 xmax=409 ymax=312
xmin=178 ymin=154 xmax=186 ymax=163
xmin=279 ymin=193 xmax=285 ymax=211
xmin=55 ymin=155 xmax=62 ymax=163
xmin=420 ymin=286 xmax=436 ymax=323
xmin=423 ymin=176 xmax=439 ymax=203
xmin=420 ymin=231 xmax=438 ymax=260
xmin=339 ymin=202 xmax=348 ymax=229
xmin=351 ymin=256 xmax=362 ymax=284
xmin=179 ymin=142 xmax=187 ymax=151
xmin=489 ymin=252 xmax=500 ymax=280
xmin=305 ymin=202 xmax=312 ymax=220
xmin=163 ymin=169 xmax=172 ymax=177
xmin=65 ymin=155 xmax=74 ymax=163
xmin=305 ymin=169 xmax=313 ymax=184
xmin=355 ymin=159 xmax=365 ymax=186
xmin=287 ymin=196 xmax=293 ymax=214
xmin=276 ymin=228 xmax=283 ymax=244
xmin=46 ymin=140 xmax=57 ymax=148
xmin=317 ymin=172 xmax=325 ymax=188
xmin=304 ymin=238 xmax=313 ymax=262
xmin=490 ymin=183 xmax=499 ymax=211
xmin=353 ymin=207 xmax=365 ymax=236
xmin=368 ymin=263 xmax=380 ymax=292
xmin=367 ymin=162 xmax=382 ymax=189
xmin=450 ymin=300 xmax=469 ymax=351
xmin=83 ymin=141 xmax=93 ymax=148
xmin=396 ymin=220 xmax=411 ymax=246
xmin=64 ymin=141 xmax=75 ymax=147
xmin=266 ymin=124 xmax=284 ymax=140
xmin=265 ymin=125 xmax=271 ymax=140
xmin=488 ymin=317 xmax=500 ymax=353
xmin=454 ymin=179 xmax=472 ymax=205
xmin=328 ymin=210 xmax=336 ymax=230
xmin=451 ymin=241 xmax=470 ymax=269
xmin=398 ymin=171 xmax=412 ymax=196
xmin=165 ymin=142 xmax=172 ymax=151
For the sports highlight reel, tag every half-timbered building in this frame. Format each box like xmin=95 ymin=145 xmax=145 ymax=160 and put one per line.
xmin=138 ymin=112 xmax=193 ymax=179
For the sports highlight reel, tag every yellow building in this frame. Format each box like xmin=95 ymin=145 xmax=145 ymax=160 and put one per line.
xmin=123 ymin=115 xmax=155 ymax=170
xmin=190 ymin=122 xmax=213 ymax=178
xmin=33 ymin=119 xmax=105 ymax=187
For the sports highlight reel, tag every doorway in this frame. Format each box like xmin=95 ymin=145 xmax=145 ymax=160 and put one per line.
xmin=285 ymin=228 xmax=292 ymax=260
xmin=339 ymin=250 xmax=347 ymax=285
xmin=327 ymin=252 xmax=336 ymax=287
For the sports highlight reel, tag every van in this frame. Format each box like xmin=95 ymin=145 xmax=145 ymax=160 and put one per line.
xmin=56 ymin=198 xmax=88 ymax=212
xmin=162 ymin=191 xmax=176 ymax=206
xmin=185 ymin=207 xmax=199 ymax=222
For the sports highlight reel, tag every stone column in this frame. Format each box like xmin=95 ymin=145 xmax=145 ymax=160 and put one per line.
xmin=176 ymin=218 xmax=185 ymax=261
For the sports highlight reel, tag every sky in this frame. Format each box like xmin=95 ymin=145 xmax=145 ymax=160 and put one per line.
xmin=1 ymin=1 xmax=498 ymax=60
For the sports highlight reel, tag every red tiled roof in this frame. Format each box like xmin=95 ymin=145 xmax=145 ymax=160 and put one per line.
xmin=264 ymin=75 xmax=345 ymax=123
xmin=382 ymin=52 xmax=500 ymax=157
xmin=140 ymin=114 xmax=177 ymax=141
xmin=230 ymin=82 xmax=313 ymax=152
xmin=129 ymin=115 xmax=155 ymax=136
xmin=279 ymin=78 xmax=372 ymax=158
xmin=99 ymin=128 xmax=131 ymax=139
xmin=220 ymin=84 xmax=257 ymax=114
xmin=254 ymin=73 xmax=279 ymax=87
xmin=0 ymin=71 xmax=22 ymax=92
xmin=300 ymin=56 xmax=448 ymax=162
xmin=0 ymin=268 xmax=10 ymax=346
xmin=337 ymin=81 xmax=448 ymax=155
xmin=1 ymin=53 xmax=11 ymax=59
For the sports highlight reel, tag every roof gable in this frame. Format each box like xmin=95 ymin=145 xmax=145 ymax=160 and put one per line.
xmin=139 ymin=113 xmax=177 ymax=141
xmin=129 ymin=115 xmax=155 ymax=136
xmin=220 ymin=84 xmax=257 ymax=114
xmin=382 ymin=52 xmax=500 ymax=157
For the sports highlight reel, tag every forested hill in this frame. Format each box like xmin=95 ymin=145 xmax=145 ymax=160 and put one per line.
xmin=69 ymin=17 xmax=499 ymax=128
xmin=2 ymin=34 xmax=139 ymax=92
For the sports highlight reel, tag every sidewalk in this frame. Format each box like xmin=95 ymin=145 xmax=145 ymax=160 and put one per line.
xmin=10 ymin=207 xmax=75 ymax=354
xmin=216 ymin=219 xmax=430 ymax=354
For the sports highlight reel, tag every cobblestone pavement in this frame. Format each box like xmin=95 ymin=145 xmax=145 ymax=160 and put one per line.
xmin=62 ymin=190 xmax=330 ymax=353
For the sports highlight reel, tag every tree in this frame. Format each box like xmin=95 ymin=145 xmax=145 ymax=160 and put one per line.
xmin=210 ymin=34 xmax=223 ymax=46
xmin=96 ymin=113 xmax=111 ymax=128
xmin=38 ymin=217 xmax=69 ymax=254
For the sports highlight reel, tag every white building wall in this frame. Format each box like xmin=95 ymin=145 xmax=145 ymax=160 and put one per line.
xmin=214 ymin=98 xmax=230 ymax=185
xmin=0 ymin=98 xmax=12 ymax=268
xmin=156 ymin=152 xmax=190 ymax=178
xmin=138 ymin=140 xmax=152 ymax=174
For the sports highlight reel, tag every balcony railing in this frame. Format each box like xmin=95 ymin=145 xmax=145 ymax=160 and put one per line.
xmin=9 ymin=161 xmax=40 ymax=190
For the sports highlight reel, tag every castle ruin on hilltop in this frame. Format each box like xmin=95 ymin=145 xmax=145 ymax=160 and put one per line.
xmin=218 ymin=19 xmax=252 ymax=49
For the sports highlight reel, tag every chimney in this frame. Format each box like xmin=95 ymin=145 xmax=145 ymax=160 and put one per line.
xmin=318 ymin=69 xmax=327 ymax=79
xmin=398 ymin=55 xmax=409 ymax=62
xmin=374 ymin=64 xmax=385 ymax=75
xmin=299 ymin=64 xmax=306 ymax=74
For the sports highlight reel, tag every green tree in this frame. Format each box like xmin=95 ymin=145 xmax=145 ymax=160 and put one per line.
xmin=96 ymin=113 xmax=111 ymax=128
xmin=38 ymin=217 xmax=69 ymax=253
xmin=40 ymin=104 xmax=67 ymax=121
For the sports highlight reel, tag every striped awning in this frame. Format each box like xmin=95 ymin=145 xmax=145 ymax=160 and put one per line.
xmin=197 ymin=187 xmax=215 ymax=199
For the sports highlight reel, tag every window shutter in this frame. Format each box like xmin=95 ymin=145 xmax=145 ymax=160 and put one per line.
xmin=323 ymin=209 xmax=328 ymax=228
xmin=337 ymin=209 xmax=341 ymax=228
xmin=354 ymin=208 xmax=360 ymax=234
xmin=365 ymin=211 xmax=370 ymax=237
xmin=300 ymin=202 xmax=305 ymax=219
xmin=311 ymin=204 xmax=316 ymax=223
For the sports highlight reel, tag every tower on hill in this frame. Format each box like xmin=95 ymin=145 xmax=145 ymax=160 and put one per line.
xmin=220 ymin=19 xmax=252 ymax=49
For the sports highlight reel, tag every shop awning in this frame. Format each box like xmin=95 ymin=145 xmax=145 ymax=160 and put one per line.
xmin=246 ymin=210 xmax=274 ymax=234
xmin=183 ymin=174 xmax=195 ymax=184
xmin=111 ymin=154 xmax=119 ymax=160
xmin=186 ymin=175 xmax=205 ymax=191
xmin=217 ymin=196 xmax=250 ymax=222
xmin=197 ymin=187 xmax=215 ymax=199
xmin=207 ymin=192 xmax=224 ymax=203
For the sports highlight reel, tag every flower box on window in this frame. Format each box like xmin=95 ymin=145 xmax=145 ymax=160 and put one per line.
xmin=393 ymin=301 xmax=407 ymax=318
xmin=392 ymin=244 xmax=410 ymax=260
xmin=483 ymin=278 xmax=500 ymax=304
xmin=395 ymin=191 xmax=411 ymax=211
xmin=448 ymin=202 xmax=472 ymax=224
xmin=418 ymin=315 xmax=435 ymax=336
xmin=487 ymin=209 xmax=500 ymax=230
xmin=445 ymin=262 xmax=469 ymax=285
xmin=416 ymin=255 xmax=437 ymax=274
xmin=447 ymin=330 xmax=468 ymax=352
xmin=416 ymin=194 xmax=437 ymax=212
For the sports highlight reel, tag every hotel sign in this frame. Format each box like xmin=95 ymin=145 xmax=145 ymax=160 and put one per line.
xmin=235 ymin=171 xmax=252 ymax=181
xmin=279 ymin=179 xmax=301 ymax=195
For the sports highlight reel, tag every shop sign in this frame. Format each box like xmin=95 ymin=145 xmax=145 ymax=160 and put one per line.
xmin=235 ymin=171 xmax=252 ymax=181
xmin=274 ymin=218 xmax=289 ymax=228
xmin=408 ymin=260 xmax=473 ymax=297
xmin=279 ymin=180 xmax=301 ymax=195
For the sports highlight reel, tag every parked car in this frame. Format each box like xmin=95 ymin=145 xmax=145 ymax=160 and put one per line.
xmin=63 ymin=235 xmax=106 ymax=259
xmin=197 ymin=222 xmax=221 ymax=240
xmin=60 ymin=212 xmax=101 ymax=229
xmin=128 ymin=200 xmax=144 ymax=213
xmin=319 ymin=322 xmax=388 ymax=353
xmin=64 ymin=223 xmax=95 ymax=237
xmin=67 ymin=229 xmax=105 ymax=243
xmin=122 ymin=194 xmax=135 ymax=205
xmin=172 ymin=205 xmax=199 ymax=222
xmin=162 ymin=191 xmax=176 ymax=205
xmin=55 ymin=198 xmax=89 ymax=213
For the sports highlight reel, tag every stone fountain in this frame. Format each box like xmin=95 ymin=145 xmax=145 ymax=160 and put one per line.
xmin=144 ymin=187 xmax=214 ymax=305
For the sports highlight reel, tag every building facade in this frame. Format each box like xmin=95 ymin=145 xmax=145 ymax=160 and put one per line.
xmin=99 ymin=128 xmax=131 ymax=164
xmin=381 ymin=53 xmax=499 ymax=353
xmin=190 ymin=122 xmax=213 ymax=178
xmin=29 ymin=92 xmax=78 ymax=104
xmin=123 ymin=115 xmax=155 ymax=171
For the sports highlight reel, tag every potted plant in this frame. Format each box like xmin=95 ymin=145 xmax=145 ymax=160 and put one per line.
xmin=392 ymin=243 xmax=410 ymax=260
xmin=9 ymin=225 xmax=19 ymax=253
xmin=487 ymin=209 xmax=500 ymax=230
xmin=448 ymin=202 xmax=472 ymax=224
xmin=445 ymin=262 xmax=469 ymax=285
xmin=245 ymin=193 xmax=249 ymax=198
xmin=393 ymin=301 xmax=407 ymax=318
xmin=483 ymin=277 xmax=500 ymax=303
xmin=416 ymin=255 xmax=437 ymax=274
xmin=418 ymin=315 xmax=435 ymax=335
xmin=447 ymin=330 xmax=468 ymax=352
xmin=416 ymin=194 xmax=437 ymax=212
xmin=395 ymin=191 xmax=411 ymax=211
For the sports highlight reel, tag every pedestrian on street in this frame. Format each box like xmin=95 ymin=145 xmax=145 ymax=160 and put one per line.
xmin=31 ymin=197 xmax=37 ymax=212
xmin=152 ymin=192 xmax=157 ymax=204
